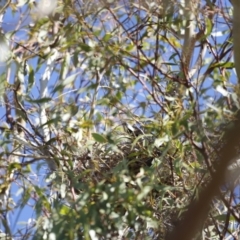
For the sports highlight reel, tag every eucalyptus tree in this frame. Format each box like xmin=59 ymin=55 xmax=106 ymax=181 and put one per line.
xmin=0 ymin=0 xmax=238 ymax=239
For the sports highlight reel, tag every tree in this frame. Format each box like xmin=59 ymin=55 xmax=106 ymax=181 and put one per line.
xmin=0 ymin=0 xmax=239 ymax=239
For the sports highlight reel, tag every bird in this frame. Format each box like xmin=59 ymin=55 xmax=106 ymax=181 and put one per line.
xmin=122 ymin=122 xmax=144 ymax=137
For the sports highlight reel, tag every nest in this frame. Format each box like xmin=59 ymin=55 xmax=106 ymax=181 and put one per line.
xmin=53 ymin=124 xmax=163 ymax=186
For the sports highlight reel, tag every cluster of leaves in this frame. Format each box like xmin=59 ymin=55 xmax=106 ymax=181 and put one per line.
xmin=0 ymin=0 xmax=239 ymax=239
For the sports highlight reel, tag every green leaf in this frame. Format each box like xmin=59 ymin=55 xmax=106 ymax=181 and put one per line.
xmin=210 ymin=61 xmax=234 ymax=69
xmin=97 ymin=98 xmax=110 ymax=105
xmin=8 ymin=162 xmax=21 ymax=171
xmin=73 ymin=51 xmax=79 ymax=67
xmin=202 ymin=18 xmax=213 ymax=40
xmin=154 ymin=135 xmax=169 ymax=147
xmin=164 ymin=62 xmax=178 ymax=66
xmin=92 ymin=133 xmax=107 ymax=143
xmin=102 ymin=33 xmax=112 ymax=42
xmin=27 ymin=97 xmax=52 ymax=104
xmin=79 ymin=43 xmax=92 ymax=52
xmin=28 ymin=65 xmax=34 ymax=90
xmin=60 ymin=205 xmax=71 ymax=215
xmin=51 ymin=83 xmax=64 ymax=94
xmin=63 ymin=72 xmax=79 ymax=86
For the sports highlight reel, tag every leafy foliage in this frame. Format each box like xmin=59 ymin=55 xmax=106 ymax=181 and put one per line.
xmin=0 ymin=0 xmax=239 ymax=239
